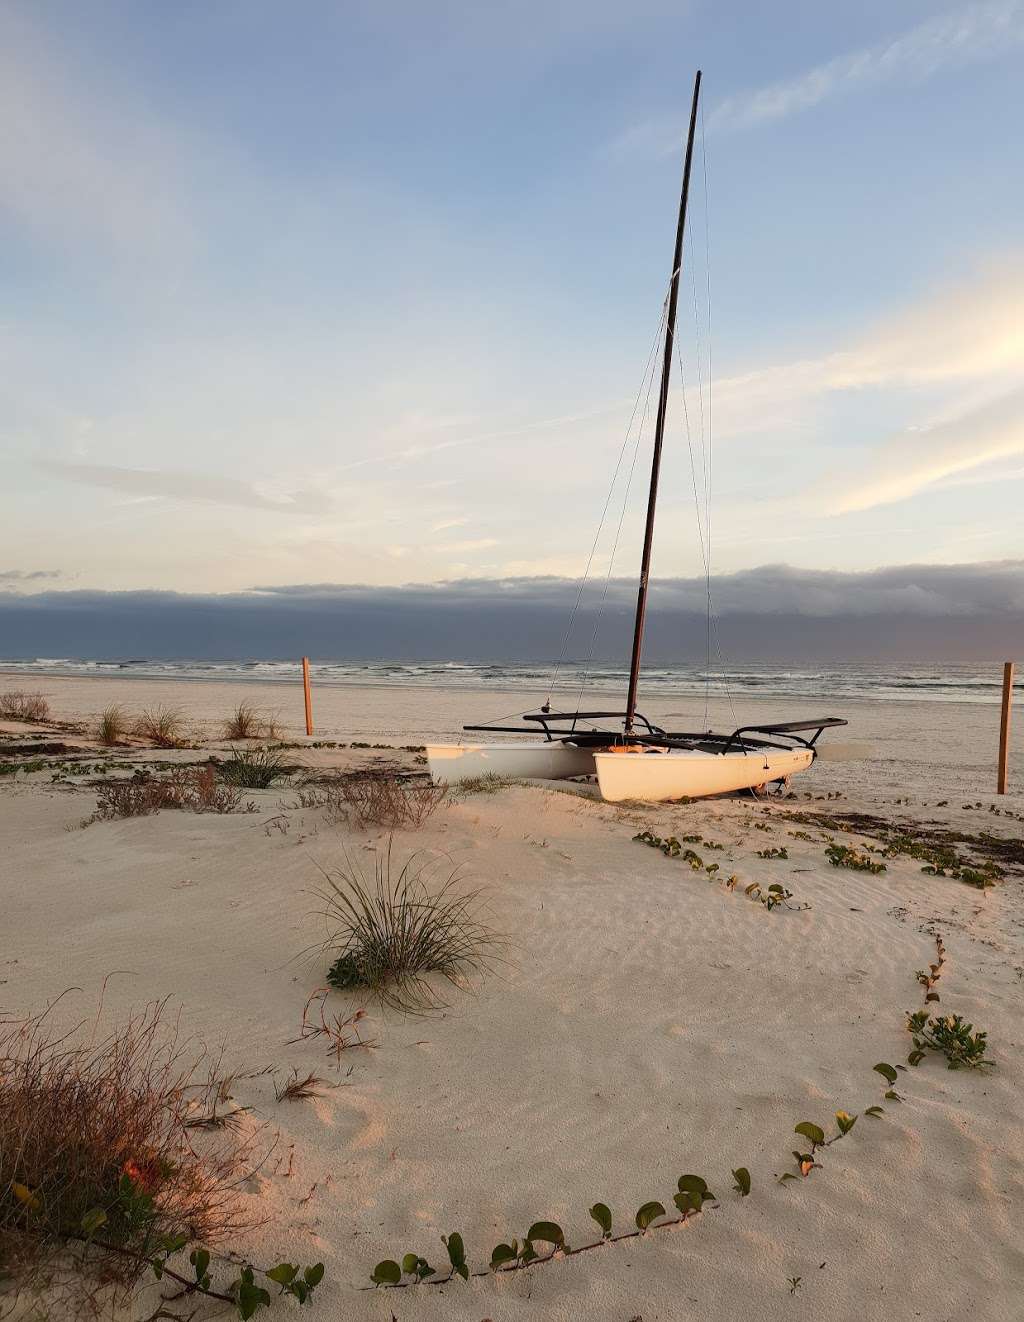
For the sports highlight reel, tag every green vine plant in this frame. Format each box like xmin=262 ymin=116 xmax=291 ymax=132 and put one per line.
xmin=370 ymin=1175 xmax=732 ymax=1289
xmin=914 ymin=933 xmax=947 ymax=1004
xmin=743 ymin=882 xmax=809 ymax=912
xmin=633 ymin=833 xmax=808 ymax=912
xmin=905 ymin=1012 xmax=993 ymax=1070
xmin=903 ymin=931 xmax=991 ymax=1070
xmin=369 ymin=934 xmax=992 ymax=1294
xmin=824 ymin=843 xmax=886 ymax=874
xmin=72 ymin=1175 xmax=325 ymax=1319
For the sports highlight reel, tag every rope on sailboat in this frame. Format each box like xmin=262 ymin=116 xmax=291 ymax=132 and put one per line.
xmin=543 ymin=302 xmax=668 ymax=707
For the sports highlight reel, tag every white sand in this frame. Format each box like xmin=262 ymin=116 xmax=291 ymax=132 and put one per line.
xmin=1 ymin=671 xmax=1022 ymax=1320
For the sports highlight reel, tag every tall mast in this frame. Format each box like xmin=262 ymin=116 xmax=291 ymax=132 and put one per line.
xmin=624 ymin=68 xmax=702 ymax=735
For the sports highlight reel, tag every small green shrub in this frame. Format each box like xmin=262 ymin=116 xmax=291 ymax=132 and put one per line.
xmin=453 ymin=773 xmax=522 ymax=795
xmin=218 ymin=747 xmax=288 ymax=789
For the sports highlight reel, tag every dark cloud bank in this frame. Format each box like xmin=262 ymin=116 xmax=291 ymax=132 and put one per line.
xmin=1 ymin=563 xmax=1022 ymax=663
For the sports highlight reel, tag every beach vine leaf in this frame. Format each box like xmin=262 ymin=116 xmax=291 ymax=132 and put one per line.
xmin=526 ymin=1221 xmax=566 ymax=1250
xmin=490 ymin=1242 xmax=518 ymax=1271
xmin=794 ymin=1121 xmax=825 ymax=1148
xmin=634 ymin=1201 xmax=666 ymax=1231
xmin=731 ymin=1167 xmax=751 ymax=1197
xmin=589 ymin=1202 xmax=612 ymax=1238
xmin=371 ymin=1259 xmax=401 ymax=1287
xmin=442 ymin=1232 xmax=469 ymax=1280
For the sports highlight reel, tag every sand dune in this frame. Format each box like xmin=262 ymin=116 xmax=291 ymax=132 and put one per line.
xmin=1 ymin=673 xmax=1022 ymax=1319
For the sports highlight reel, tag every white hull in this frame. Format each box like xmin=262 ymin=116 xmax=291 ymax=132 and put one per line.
xmin=594 ymin=745 xmax=813 ymax=802
xmin=427 ymin=742 xmax=596 ymax=785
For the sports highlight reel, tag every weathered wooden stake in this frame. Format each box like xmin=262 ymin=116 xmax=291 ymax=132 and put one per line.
xmin=302 ymin=656 xmax=314 ymax=737
xmin=997 ymin=660 xmax=1014 ymax=794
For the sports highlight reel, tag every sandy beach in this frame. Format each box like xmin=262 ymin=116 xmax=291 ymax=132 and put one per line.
xmin=2 ymin=670 xmax=1022 ymax=1321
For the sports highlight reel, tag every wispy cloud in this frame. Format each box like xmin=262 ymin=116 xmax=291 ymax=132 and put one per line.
xmin=703 ymin=256 xmax=1024 ymax=445
xmin=434 ymin=537 xmax=500 ymax=553
xmin=39 ymin=460 xmax=332 ymax=514
xmin=831 ymin=387 xmax=1024 ymax=514
xmin=711 ymin=0 xmax=1024 ymax=132
xmin=611 ymin=2 xmax=1024 ymax=154
xmin=0 ymin=569 xmax=60 ymax=582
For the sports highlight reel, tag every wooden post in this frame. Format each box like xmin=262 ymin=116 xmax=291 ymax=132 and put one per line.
xmin=997 ymin=660 xmax=1014 ymax=794
xmin=302 ymin=657 xmax=314 ymax=737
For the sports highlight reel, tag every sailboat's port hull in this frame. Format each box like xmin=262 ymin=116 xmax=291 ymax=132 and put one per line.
xmin=594 ymin=745 xmax=814 ymax=802
xmin=426 ymin=742 xmax=595 ymax=785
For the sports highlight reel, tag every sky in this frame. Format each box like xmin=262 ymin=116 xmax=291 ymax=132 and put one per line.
xmin=2 ymin=1 xmax=1024 ymax=659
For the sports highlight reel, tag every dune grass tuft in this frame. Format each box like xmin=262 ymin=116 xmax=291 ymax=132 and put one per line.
xmin=132 ymin=707 xmax=187 ymax=748
xmin=316 ymin=846 xmax=502 ymax=1013
xmin=221 ymin=702 xmax=281 ymax=741
xmin=96 ymin=705 xmax=129 ymax=746
xmin=0 ymin=691 xmax=50 ymax=723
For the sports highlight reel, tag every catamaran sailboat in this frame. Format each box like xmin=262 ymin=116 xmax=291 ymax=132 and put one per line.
xmin=426 ymin=71 xmax=846 ymax=802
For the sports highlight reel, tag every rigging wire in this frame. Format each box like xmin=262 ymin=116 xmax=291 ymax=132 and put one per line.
xmin=573 ymin=309 xmax=665 ymax=714
xmin=699 ymin=96 xmax=715 ymax=724
xmin=697 ymin=96 xmax=737 ymax=726
xmin=544 ymin=305 xmax=669 ymax=707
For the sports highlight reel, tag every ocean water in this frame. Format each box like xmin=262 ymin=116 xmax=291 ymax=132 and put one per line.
xmin=0 ymin=657 xmax=1018 ymax=705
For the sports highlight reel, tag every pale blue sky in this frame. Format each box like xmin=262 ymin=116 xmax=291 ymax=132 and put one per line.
xmin=3 ymin=0 xmax=1023 ymax=594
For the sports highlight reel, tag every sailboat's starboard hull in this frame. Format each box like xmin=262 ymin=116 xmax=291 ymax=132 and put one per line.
xmin=426 ymin=742 xmax=596 ymax=785
xmin=593 ymin=745 xmax=813 ymax=802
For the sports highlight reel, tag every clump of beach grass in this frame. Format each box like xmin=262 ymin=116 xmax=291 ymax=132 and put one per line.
xmin=0 ymin=691 xmax=50 ymax=723
xmin=221 ymin=703 xmax=281 ymax=741
xmin=218 ymin=746 xmax=289 ymax=789
xmin=0 ymin=997 xmax=257 ymax=1304
xmin=132 ymin=707 xmax=187 ymax=748
xmin=95 ymin=705 xmax=129 ymax=746
xmin=316 ymin=846 xmax=502 ymax=1013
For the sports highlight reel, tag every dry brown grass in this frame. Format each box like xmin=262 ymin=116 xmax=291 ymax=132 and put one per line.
xmin=85 ymin=766 xmax=251 ymax=824
xmin=300 ymin=772 xmax=448 ymax=829
xmin=289 ymin=992 xmax=374 ymax=1067
xmin=95 ymin=705 xmax=129 ymax=746
xmin=132 ymin=707 xmax=187 ymax=748
xmin=274 ymin=1070 xmax=327 ymax=1103
xmin=0 ymin=691 xmax=50 ymax=722
xmin=0 ymin=997 xmax=259 ymax=1303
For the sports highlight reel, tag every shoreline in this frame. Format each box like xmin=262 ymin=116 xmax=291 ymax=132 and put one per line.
xmin=0 ymin=664 xmax=1016 ymax=707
